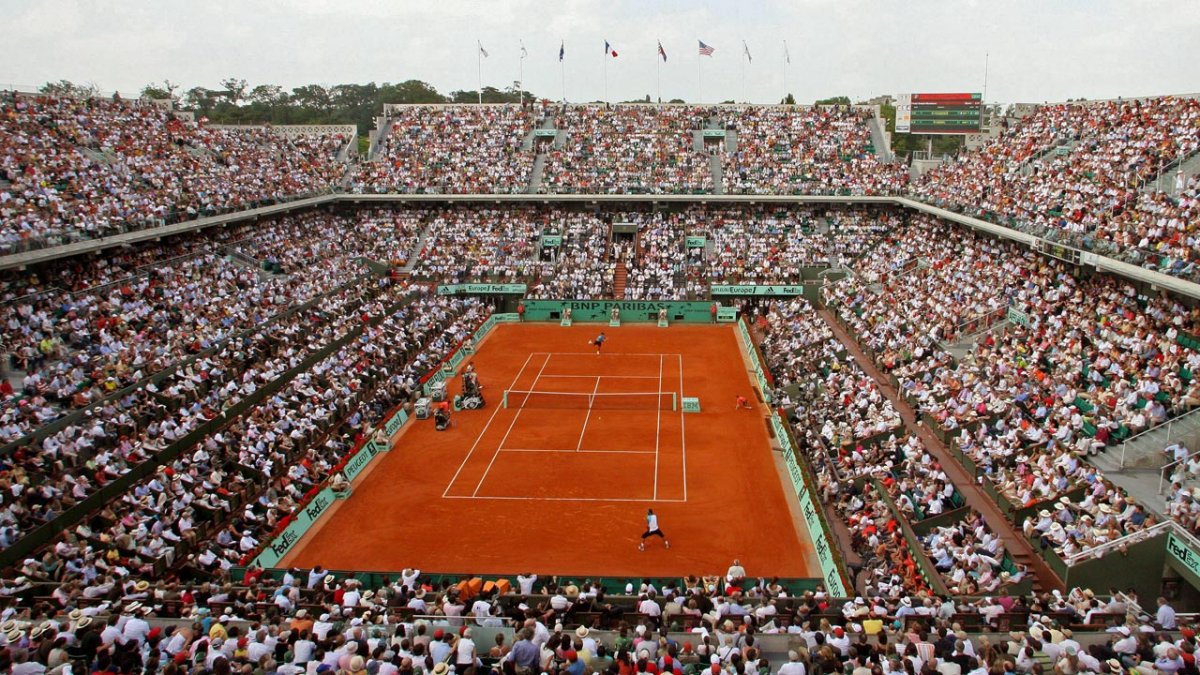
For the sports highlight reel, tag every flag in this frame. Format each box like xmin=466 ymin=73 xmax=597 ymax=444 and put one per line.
xmin=605 ymin=40 xmax=617 ymax=58
xmin=784 ymin=40 xmax=791 ymax=64
xmin=743 ymin=40 xmax=752 ymax=63
xmin=658 ymin=40 xmax=668 ymax=62
xmin=559 ymin=41 xmax=564 ymax=61
xmin=698 ymin=40 xmax=715 ymax=56
xmin=478 ymin=41 xmax=489 ymax=58
xmin=521 ymin=41 xmax=528 ymax=59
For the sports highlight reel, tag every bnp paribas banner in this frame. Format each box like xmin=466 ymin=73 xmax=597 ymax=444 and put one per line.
xmin=437 ymin=283 xmax=527 ymax=295
xmin=522 ymin=300 xmax=713 ymax=323
xmin=710 ymin=285 xmax=807 ymax=296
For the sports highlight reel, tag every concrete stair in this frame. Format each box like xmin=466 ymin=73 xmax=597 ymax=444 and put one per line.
xmin=724 ymin=130 xmax=738 ymax=154
xmin=526 ymin=154 xmax=546 ymax=194
xmin=1144 ymin=149 xmax=1200 ymax=195
xmin=866 ymin=115 xmax=893 ymax=162
xmin=709 ymin=153 xmax=724 ymax=195
xmin=613 ymin=262 xmax=628 ymax=299
xmin=401 ymin=218 xmax=438 ymax=273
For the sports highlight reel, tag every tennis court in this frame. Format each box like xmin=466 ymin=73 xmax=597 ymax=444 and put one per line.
xmin=282 ymin=323 xmax=820 ymax=579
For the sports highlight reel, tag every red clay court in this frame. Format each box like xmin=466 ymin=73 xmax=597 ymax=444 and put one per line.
xmin=283 ymin=323 xmax=820 ymax=579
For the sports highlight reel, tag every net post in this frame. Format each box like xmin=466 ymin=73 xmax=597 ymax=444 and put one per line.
xmin=671 ymin=392 xmax=677 ymax=411
xmin=502 ymin=390 xmax=508 ymax=408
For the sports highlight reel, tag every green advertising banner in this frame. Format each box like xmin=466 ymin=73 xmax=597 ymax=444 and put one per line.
xmin=711 ymin=285 xmax=807 ymax=297
xmin=716 ymin=307 xmax=737 ymax=323
xmin=737 ymin=320 xmax=772 ymax=399
xmin=702 ymin=130 xmax=727 ymax=138
xmin=541 ymin=236 xmax=563 ymax=248
xmin=522 ymin=300 xmax=713 ymax=323
xmin=734 ymin=319 xmax=847 ymax=596
xmin=534 ymin=129 xmax=557 ymax=137
xmin=1168 ymin=532 xmax=1200 ymax=580
xmin=384 ymin=408 xmax=409 ymax=437
xmin=343 ymin=441 xmax=381 ymax=483
xmin=437 ymin=284 xmax=527 ymax=296
xmin=1006 ymin=306 xmax=1029 ymax=327
xmin=252 ymin=487 xmax=337 ymax=568
xmin=685 ymin=236 xmax=707 ymax=248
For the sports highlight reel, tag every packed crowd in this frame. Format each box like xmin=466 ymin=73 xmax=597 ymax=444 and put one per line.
xmin=0 ymin=210 xmax=422 ymax=443
xmin=917 ymin=96 xmax=1200 ymax=276
xmin=719 ymin=106 xmax=908 ymax=196
xmin=540 ymin=106 xmax=713 ymax=194
xmin=353 ymin=106 xmax=537 ymax=194
xmin=0 ymin=553 xmax=1186 ymax=675
xmin=0 ymin=93 xmax=349 ymax=250
xmin=0 ymin=209 xmax=437 ymax=548
xmin=826 ymin=214 xmax=1200 ymax=541
xmin=8 ymin=283 xmax=486 ymax=588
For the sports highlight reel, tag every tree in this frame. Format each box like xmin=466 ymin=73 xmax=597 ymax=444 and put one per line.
xmin=815 ymin=95 xmax=851 ymax=106
xmin=141 ymin=79 xmax=180 ymax=102
xmin=40 ymin=80 xmax=100 ymax=98
xmin=220 ymin=78 xmax=249 ymax=105
xmin=780 ymin=93 xmax=796 ymax=105
xmin=449 ymin=86 xmax=532 ymax=104
xmin=378 ymin=80 xmax=445 ymax=104
xmin=184 ymin=87 xmax=219 ymax=113
xmin=668 ymin=98 xmax=686 ymax=104
xmin=291 ymin=84 xmax=333 ymax=112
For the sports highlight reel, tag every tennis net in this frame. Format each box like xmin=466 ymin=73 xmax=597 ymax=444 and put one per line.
xmin=502 ymin=390 xmax=677 ymax=411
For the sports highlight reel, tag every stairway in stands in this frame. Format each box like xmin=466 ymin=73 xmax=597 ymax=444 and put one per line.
xmin=613 ymin=262 xmax=628 ymax=299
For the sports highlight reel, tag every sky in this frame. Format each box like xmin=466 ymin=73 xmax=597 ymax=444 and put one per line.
xmin=2 ymin=0 xmax=1198 ymax=106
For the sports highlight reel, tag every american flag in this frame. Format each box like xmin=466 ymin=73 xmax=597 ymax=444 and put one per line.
xmin=658 ymin=40 xmax=668 ymax=62
xmin=698 ymin=40 xmax=714 ymax=57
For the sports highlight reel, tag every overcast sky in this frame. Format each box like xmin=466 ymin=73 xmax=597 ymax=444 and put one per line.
xmin=2 ymin=0 xmax=1197 ymax=105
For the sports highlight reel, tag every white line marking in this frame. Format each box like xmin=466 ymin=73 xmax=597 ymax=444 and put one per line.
xmin=442 ymin=352 xmax=535 ymax=497
xmin=471 ymin=353 xmax=553 ymax=496
xmin=538 ymin=374 xmax=661 ymax=379
xmin=575 ymin=376 xmax=602 ymax=451
xmin=653 ymin=354 xmax=663 ymax=499
xmin=543 ymin=352 xmax=683 ymax=357
xmin=679 ymin=353 xmax=688 ymax=502
xmin=499 ymin=448 xmax=657 ymax=454
xmin=444 ymin=495 xmax=686 ymax=503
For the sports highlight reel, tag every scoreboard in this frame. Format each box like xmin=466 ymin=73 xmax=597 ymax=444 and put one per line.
xmin=895 ymin=92 xmax=982 ymax=134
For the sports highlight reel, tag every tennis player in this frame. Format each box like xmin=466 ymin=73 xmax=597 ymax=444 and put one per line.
xmin=591 ymin=331 xmax=607 ymax=355
xmin=639 ymin=508 xmax=669 ymax=551
xmin=735 ymin=395 xmax=753 ymax=410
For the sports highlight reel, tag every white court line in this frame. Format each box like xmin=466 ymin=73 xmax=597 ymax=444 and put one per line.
xmin=575 ymin=376 xmax=602 ymax=451
xmin=679 ymin=353 xmax=688 ymax=502
xmin=538 ymin=374 xmax=661 ymax=379
xmin=547 ymin=352 xmax=683 ymax=357
xmin=653 ymin=354 xmax=663 ymax=500
xmin=442 ymin=352 xmax=535 ymax=497
xmin=499 ymin=448 xmax=657 ymax=455
xmin=471 ymin=353 xmax=553 ymax=496
xmin=444 ymin=494 xmax=687 ymax=503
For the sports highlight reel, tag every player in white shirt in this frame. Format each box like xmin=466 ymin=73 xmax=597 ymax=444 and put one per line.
xmin=639 ymin=509 xmax=670 ymax=551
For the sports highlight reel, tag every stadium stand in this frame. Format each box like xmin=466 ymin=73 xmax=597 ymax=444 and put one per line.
xmin=352 ymin=105 xmax=537 ymax=194
xmin=916 ymin=96 xmax=1200 ymax=278
xmin=3 ymin=92 xmax=1200 ymax=675
xmin=0 ymin=93 xmax=350 ymax=253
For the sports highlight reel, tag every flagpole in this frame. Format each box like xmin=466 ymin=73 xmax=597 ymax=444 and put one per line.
xmin=519 ymin=43 xmax=525 ymax=106
xmin=698 ymin=54 xmax=702 ymax=104
xmin=477 ymin=41 xmax=483 ymax=105
xmin=560 ymin=49 xmax=566 ymax=103
xmin=604 ymin=47 xmax=609 ymax=104
xmin=656 ymin=40 xmax=661 ymax=105
xmin=741 ymin=43 xmax=746 ymax=103
xmin=783 ymin=40 xmax=789 ymax=104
